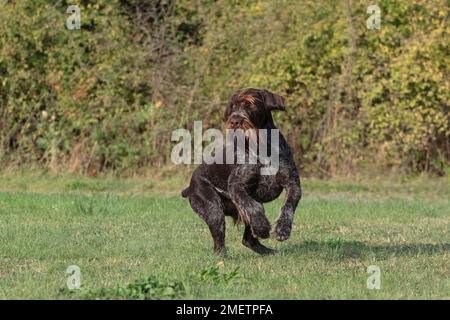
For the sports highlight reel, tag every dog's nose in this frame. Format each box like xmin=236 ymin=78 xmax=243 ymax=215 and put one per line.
xmin=229 ymin=116 xmax=242 ymax=128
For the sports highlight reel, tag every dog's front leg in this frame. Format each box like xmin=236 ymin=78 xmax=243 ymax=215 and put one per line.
xmin=272 ymin=176 xmax=302 ymax=241
xmin=228 ymin=165 xmax=271 ymax=239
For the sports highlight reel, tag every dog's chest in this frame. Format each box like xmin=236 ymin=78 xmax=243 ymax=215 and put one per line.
xmin=252 ymin=174 xmax=283 ymax=203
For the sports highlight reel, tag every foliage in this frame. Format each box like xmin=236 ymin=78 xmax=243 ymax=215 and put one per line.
xmin=195 ymin=265 xmax=241 ymax=284
xmin=58 ymin=265 xmax=241 ymax=299
xmin=0 ymin=0 xmax=448 ymax=175
xmin=69 ymin=275 xmax=186 ymax=300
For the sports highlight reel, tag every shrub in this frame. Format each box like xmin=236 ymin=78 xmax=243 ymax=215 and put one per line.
xmin=0 ymin=0 xmax=448 ymax=176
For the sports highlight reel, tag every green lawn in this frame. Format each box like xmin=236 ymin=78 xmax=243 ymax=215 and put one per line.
xmin=0 ymin=172 xmax=449 ymax=299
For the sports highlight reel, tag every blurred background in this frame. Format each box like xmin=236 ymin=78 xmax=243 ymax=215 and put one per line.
xmin=0 ymin=0 xmax=448 ymax=178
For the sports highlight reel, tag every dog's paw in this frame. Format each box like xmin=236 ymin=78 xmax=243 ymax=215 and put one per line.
xmin=272 ymin=218 xmax=292 ymax=242
xmin=250 ymin=215 xmax=271 ymax=239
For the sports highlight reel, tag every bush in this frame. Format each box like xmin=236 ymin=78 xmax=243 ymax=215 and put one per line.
xmin=0 ymin=0 xmax=448 ymax=176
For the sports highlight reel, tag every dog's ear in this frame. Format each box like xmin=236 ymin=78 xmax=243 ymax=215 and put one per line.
xmin=261 ymin=89 xmax=285 ymax=111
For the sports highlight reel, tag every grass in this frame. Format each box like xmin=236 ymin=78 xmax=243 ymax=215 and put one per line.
xmin=0 ymin=171 xmax=449 ymax=299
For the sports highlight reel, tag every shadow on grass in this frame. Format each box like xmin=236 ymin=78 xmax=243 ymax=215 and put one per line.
xmin=281 ymin=240 xmax=450 ymax=260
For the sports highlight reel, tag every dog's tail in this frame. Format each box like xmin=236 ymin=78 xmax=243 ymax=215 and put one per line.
xmin=181 ymin=187 xmax=190 ymax=198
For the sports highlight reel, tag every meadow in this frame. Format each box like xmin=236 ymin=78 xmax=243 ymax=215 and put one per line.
xmin=0 ymin=171 xmax=449 ymax=299
xmin=0 ymin=0 xmax=448 ymax=301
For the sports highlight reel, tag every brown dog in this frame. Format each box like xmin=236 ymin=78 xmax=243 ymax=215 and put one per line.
xmin=182 ymin=88 xmax=302 ymax=254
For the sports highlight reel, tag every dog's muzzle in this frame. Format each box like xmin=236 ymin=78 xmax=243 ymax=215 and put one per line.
xmin=227 ymin=113 xmax=244 ymax=129
xmin=226 ymin=112 xmax=254 ymax=130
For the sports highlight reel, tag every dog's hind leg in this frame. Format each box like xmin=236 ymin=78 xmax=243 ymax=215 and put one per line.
xmin=187 ymin=180 xmax=226 ymax=254
xmin=242 ymin=225 xmax=275 ymax=255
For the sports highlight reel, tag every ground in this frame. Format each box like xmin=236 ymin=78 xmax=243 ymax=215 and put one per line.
xmin=0 ymin=171 xmax=449 ymax=299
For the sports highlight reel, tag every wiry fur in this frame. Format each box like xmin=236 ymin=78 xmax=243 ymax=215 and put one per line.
xmin=182 ymin=88 xmax=302 ymax=255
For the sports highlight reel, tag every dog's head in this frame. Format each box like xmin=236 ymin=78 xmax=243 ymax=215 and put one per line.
xmin=224 ymin=88 xmax=285 ymax=130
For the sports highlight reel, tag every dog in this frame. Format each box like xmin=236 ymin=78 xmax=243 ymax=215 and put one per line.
xmin=181 ymin=88 xmax=302 ymax=254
